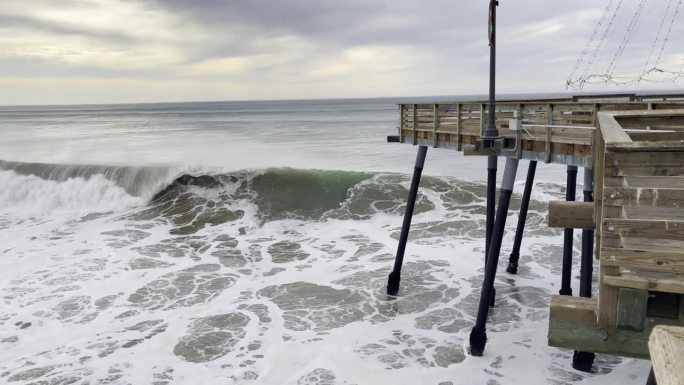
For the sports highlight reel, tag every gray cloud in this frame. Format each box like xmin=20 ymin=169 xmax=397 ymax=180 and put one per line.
xmin=0 ymin=0 xmax=682 ymax=104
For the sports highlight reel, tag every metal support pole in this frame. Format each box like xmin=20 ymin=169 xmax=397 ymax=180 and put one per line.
xmin=579 ymin=168 xmax=594 ymax=298
xmin=573 ymin=168 xmax=596 ymax=372
xmin=469 ymin=157 xmax=518 ymax=356
xmin=482 ymin=0 xmax=500 ymax=142
xmin=486 ymin=156 xmax=497 ymax=305
xmin=387 ymin=145 xmax=428 ymax=296
xmin=559 ymin=165 xmax=577 ymax=296
xmin=507 ymin=160 xmax=537 ymax=274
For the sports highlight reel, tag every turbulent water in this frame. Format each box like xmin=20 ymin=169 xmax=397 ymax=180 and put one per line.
xmin=0 ymin=99 xmax=649 ymax=384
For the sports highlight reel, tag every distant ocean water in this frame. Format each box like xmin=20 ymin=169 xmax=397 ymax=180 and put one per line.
xmin=0 ymin=98 xmax=648 ymax=384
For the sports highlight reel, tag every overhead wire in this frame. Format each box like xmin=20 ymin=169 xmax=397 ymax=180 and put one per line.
xmin=567 ymin=0 xmax=684 ymax=90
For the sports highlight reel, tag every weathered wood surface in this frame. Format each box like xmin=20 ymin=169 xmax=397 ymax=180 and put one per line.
xmin=547 ymin=201 xmax=595 ymax=229
xmin=617 ymin=288 xmax=648 ymax=331
xmin=396 ymin=98 xmax=684 ymax=166
xmin=603 ymin=272 xmax=684 ymax=294
xmin=649 ymin=325 xmax=684 ymax=385
xmin=600 ymin=248 xmax=684 ymax=274
xmin=548 ymin=296 xmax=651 ymax=358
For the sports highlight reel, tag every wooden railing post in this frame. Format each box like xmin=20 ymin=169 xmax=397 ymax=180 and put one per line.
xmin=399 ymin=104 xmax=405 ymax=143
xmin=412 ymin=103 xmax=417 ymax=145
xmin=456 ymin=103 xmax=462 ymax=151
xmin=545 ymin=104 xmax=553 ymax=163
xmin=480 ymin=103 xmax=486 ymax=137
xmin=433 ymin=104 xmax=439 ymax=148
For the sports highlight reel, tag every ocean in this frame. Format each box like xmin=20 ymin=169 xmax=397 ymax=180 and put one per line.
xmin=0 ymin=98 xmax=649 ymax=384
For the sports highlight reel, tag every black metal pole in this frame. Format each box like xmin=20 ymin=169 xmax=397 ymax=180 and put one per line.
xmin=507 ymin=160 xmax=537 ymax=274
xmin=387 ymin=145 xmax=428 ymax=296
xmin=469 ymin=158 xmax=518 ymax=356
xmin=483 ymin=0 xmax=499 ymax=141
xmin=559 ymin=165 xmax=578 ymax=296
xmin=572 ymin=168 xmax=596 ymax=372
xmin=579 ymin=168 xmax=594 ymax=298
xmin=486 ymin=156 xmax=497 ymax=306
xmin=483 ymin=0 xmax=500 ymax=307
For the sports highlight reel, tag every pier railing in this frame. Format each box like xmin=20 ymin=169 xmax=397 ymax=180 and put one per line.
xmin=396 ymin=100 xmax=684 ymax=167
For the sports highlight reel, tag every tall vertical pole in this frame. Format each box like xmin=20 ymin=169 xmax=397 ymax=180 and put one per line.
xmin=387 ymin=145 xmax=428 ymax=296
xmin=507 ymin=160 xmax=537 ymax=274
xmin=486 ymin=156 xmax=497 ymax=305
xmin=483 ymin=0 xmax=499 ymax=141
xmin=559 ymin=165 xmax=578 ymax=296
xmin=483 ymin=0 xmax=500 ymax=307
xmin=573 ymin=168 xmax=596 ymax=372
xmin=469 ymin=158 xmax=518 ymax=357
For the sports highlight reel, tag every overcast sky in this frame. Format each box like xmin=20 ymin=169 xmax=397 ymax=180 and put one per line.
xmin=1 ymin=0 xmax=683 ymax=105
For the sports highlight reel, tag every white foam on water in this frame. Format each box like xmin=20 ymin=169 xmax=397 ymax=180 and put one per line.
xmin=0 ymin=172 xmax=651 ymax=385
xmin=0 ymin=169 xmax=145 ymax=215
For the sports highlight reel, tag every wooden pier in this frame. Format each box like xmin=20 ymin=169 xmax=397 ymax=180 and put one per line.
xmin=387 ymin=93 xmax=684 ymax=367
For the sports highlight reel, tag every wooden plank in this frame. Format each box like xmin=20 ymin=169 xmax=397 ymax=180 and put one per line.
xmin=598 ymin=112 xmax=632 ymax=144
xmin=600 ymin=247 xmax=684 ymax=274
xmin=603 ymin=273 xmax=684 ymax=294
xmin=603 ymin=218 xmax=684 ymax=245
xmin=603 ymin=187 xmax=684 ymax=208
xmin=548 ymin=295 xmax=651 ymax=359
xmin=607 ymin=141 xmax=684 ymax=152
xmin=629 ymin=132 xmax=684 ymax=142
xmin=548 ymin=201 xmax=595 ymax=229
xmin=612 ymin=109 xmax=684 ymax=118
xmin=649 ymin=325 xmax=684 ymax=385
xmin=606 ymin=175 xmax=684 ymax=189
xmin=617 ymin=288 xmax=648 ymax=331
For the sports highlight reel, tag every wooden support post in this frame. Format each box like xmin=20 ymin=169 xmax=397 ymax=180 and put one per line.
xmin=432 ymin=104 xmax=439 ymax=148
xmin=545 ymin=104 xmax=553 ymax=163
xmin=399 ymin=104 xmax=405 ymax=143
xmin=480 ymin=103 xmax=486 ymax=137
xmin=617 ymin=288 xmax=648 ymax=332
xmin=412 ymin=104 xmax=417 ymax=145
xmin=456 ymin=104 xmax=462 ymax=151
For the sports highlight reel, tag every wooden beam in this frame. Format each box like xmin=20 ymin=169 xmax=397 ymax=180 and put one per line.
xmin=649 ymin=325 xmax=684 ymax=385
xmin=617 ymin=288 xmax=648 ymax=331
xmin=600 ymin=247 xmax=684 ymax=274
xmin=548 ymin=295 xmax=651 ymax=359
xmin=598 ymin=112 xmax=632 ymax=144
xmin=603 ymin=272 xmax=684 ymax=294
xmin=548 ymin=201 xmax=595 ymax=229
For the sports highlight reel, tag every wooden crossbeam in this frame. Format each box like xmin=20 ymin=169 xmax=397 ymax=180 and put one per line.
xmin=548 ymin=296 xmax=651 ymax=359
xmin=547 ymin=201 xmax=595 ymax=229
